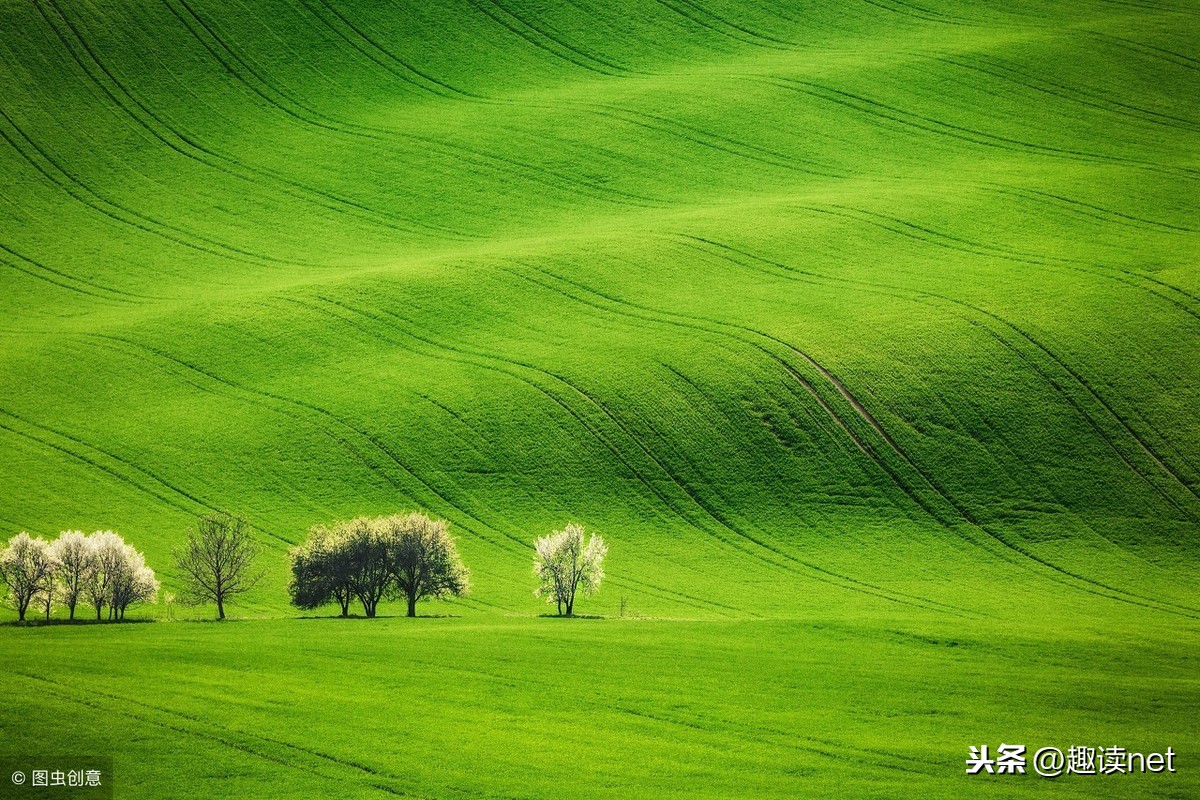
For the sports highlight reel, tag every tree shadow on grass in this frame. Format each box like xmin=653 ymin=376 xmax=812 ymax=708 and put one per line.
xmin=536 ymin=613 xmax=605 ymax=619
xmin=3 ymin=618 xmax=156 ymax=627
xmin=292 ymin=613 xmax=463 ymax=621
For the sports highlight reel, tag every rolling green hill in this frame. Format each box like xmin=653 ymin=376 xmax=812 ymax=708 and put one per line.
xmin=2 ymin=0 xmax=1198 ymax=797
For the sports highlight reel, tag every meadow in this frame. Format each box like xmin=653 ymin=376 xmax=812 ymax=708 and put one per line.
xmin=1 ymin=0 xmax=1198 ymax=796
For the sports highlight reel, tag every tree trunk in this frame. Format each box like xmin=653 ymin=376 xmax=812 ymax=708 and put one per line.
xmin=217 ymin=596 xmax=226 ymax=620
xmin=17 ymin=599 xmax=27 ymax=621
xmin=68 ymin=601 xmax=76 ymax=621
xmin=407 ymin=594 xmax=417 ymax=618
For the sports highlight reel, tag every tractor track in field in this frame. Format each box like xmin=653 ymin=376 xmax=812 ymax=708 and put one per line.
xmin=31 ymin=0 xmax=408 ymax=257
xmin=298 ymin=0 xmax=477 ymax=99
xmin=0 ymin=243 xmax=147 ymax=304
xmin=808 ymin=202 xmax=1200 ymax=326
xmin=857 ymin=0 xmax=974 ymax=26
xmin=78 ymin=333 xmax=519 ymax=549
xmin=991 ymin=185 xmax=1199 ymax=235
xmin=762 ymin=76 xmax=1200 ymax=182
xmin=83 ymin=332 xmax=741 ymax=617
xmin=466 ymin=0 xmax=633 ymax=76
xmin=684 ymin=233 xmax=1200 ymax=513
xmin=0 ymin=403 xmax=295 ymax=546
xmin=518 ymin=247 xmax=1200 ymax=617
xmin=289 ymin=292 xmax=967 ymax=616
xmin=649 ymin=0 xmax=798 ymax=49
xmin=0 ymin=106 xmax=302 ymax=270
xmin=485 ymin=267 xmax=979 ymax=616
xmin=168 ymin=0 xmax=663 ymax=209
xmin=671 ymin=236 xmax=1200 ymax=616
xmin=932 ymin=53 xmax=1200 ymax=133
xmin=731 ymin=204 xmax=1200 ymax=505
xmin=14 ymin=672 xmax=428 ymax=798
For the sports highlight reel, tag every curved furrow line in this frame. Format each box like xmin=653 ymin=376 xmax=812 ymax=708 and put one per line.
xmin=294 ymin=297 xmax=807 ymax=573
xmin=278 ymin=298 xmax=779 ymax=616
xmin=936 ymin=53 xmax=1200 ymax=133
xmin=169 ymin=0 xmax=673 ymax=210
xmin=112 ymin=306 xmax=739 ymax=628
xmin=658 ymin=358 xmax=900 ymax=516
xmin=991 ymin=185 xmax=1199 ymax=235
xmin=652 ymin=0 xmax=799 ymax=48
xmin=0 ymin=107 xmax=305 ymax=270
xmin=673 ymin=238 xmax=1200 ymax=614
xmin=800 ymin=203 xmax=1200 ymax=324
xmin=0 ymin=401 xmax=296 ymax=545
xmin=958 ymin=307 xmax=1200 ymax=513
xmin=857 ymin=0 xmax=973 ymax=26
xmin=0 ymin=255 xmax=129 ymax=304
xmin=581 ymin=102 xmax=849 ymax=179
xmin=298 ymin=0 xmax=478 ymax=99
xmin=83 ymin=332 xmax=524 ymax=557
xmin=33 ymin=0 xmax=394 ymax=259
xmin=953 ymin=315 xmax=1200 ymax=522
xmin=1127 ymin=403 xmax=1200 ymax=481
xmin=0 ymin=417 xmax=196 ymax=518
xmin=539 ymin=245 xmax=1200 ymax=616
xmin=37 ymin=0 xmax=458 ymax=253
xmin=0 ymin=242 xmax=157 ymax=301
xmin=688 ymin=235 xmax=1200 ymax=518
xmin=486 ymin=0 xmax=640 ymax=72
xmin=495 ymin=266 xmax=983 ymax=616
xmin=299 ymin=292 xmax=962 ymax=614
xmin=462 ymin=0 xmax=624 ymax=76
xmin=157 ymin=0 xmax=477 ymax=237
xmin=15 ymin=673 xmax=418 ymax=797
xmin=603 ymin=574 xmax=749 ymax=616
xmin=169 ymin=0 xmax=664 ymax=210
xmin=1092 ymin=30 xmax=1200 ymax=73
xmin=764 ymin=76 xmax=1200 ymax=181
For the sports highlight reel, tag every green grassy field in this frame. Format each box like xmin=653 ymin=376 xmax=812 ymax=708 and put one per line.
xmin=1 ymin=0 xmax=1198 ymax=796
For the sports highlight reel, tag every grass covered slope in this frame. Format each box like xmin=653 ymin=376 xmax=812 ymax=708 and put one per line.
xmin=3 ymin=2 xmax=1200 ymax=798
xmin=2 ymin=1 xmax=1199 ymax=612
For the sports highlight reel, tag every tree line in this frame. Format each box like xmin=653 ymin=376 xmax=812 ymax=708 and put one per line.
xmin=2 ymin=511 xmax=607 ymax=621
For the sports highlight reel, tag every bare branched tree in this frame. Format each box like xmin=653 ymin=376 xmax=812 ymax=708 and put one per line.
xmin=174 ymin=512 xmax=263 ymax=620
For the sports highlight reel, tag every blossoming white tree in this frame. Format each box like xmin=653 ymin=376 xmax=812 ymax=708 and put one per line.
xmin=533 ymin=523 xmax=606 ymax=616
xmin=49 ymin=531 xmax=96 ymax=621
xmin=0 ymin=532 xmax=59 ymax=622
xmin=108 ymin=545 xmax=159 ymax=620
xmin=79 ymin=531 xmax=158 ymax=621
